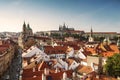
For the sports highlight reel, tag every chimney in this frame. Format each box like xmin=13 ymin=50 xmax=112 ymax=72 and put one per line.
xmin=63 ymin=72 xmax=67 ymax=80
xmin=72 ymin=72 xmax=76 ymax=78
xmin=96 ymin=75 xmax=99 ymax=79
xmin=44 ymin=68 xmax=49 ymax=75
xmin=33 ymin=67 xmax=35 ymax=72
xmin=20 ymin=69 xmax=23 ymax=75
xmin=42 ymin=73 xmax=46 ymax=80
xmin=72 ymin=72 xmax=76 ymax=80
xmin=91 ymin=62 xmax=95 ymax=71
xmin=55 ymin=68 xmax=60 ymax=73
xmin=19 ymin=75 xmax=22 ymax=80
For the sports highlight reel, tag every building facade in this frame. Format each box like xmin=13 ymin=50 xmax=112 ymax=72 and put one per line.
xmin=0 ymin=40 xmax=15 ymax=77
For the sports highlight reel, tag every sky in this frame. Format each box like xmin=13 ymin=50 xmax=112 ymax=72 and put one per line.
xmin=0 ymin=0 xmax=120 ymax=33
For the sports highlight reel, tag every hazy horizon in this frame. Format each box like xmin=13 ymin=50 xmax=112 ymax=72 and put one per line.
xmin=0 ymin=0 xmax=120 ymax=33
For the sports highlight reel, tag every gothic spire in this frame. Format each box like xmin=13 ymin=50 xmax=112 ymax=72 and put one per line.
xmin=23 ymin=21 xmax=26 ymax=32
xmin=90 ymin=27 xmax=93 ymax=37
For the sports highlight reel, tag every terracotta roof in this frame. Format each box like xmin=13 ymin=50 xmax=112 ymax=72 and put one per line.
xmin=48 ymin=70 xmax=73 ymax=80
xmin=23 ymin=70 xmax=73 ymax=80
xmin=22 ymin=75 xmax=42 ymax=80
xmin=57 ymin=41 xmax=78 ymax=46
xmin=24 ymin=61 xmax=36 ymax=69
xmin=86 ymin=32 xmax=117 ymax=34
xmin=85 ymin=43 xmax=119 ymax=57
xmin=86 ymin=47 xmax=96 ymax=55
xmin=37 ymin=61 xmax=49 ymax=70
xmin=44 ymin=46 xmax=68 ymax=54
xmin=34 ymin=36 xmax=51 ymax=40
xmin=66 ymin=59 xmax=74 ymax=66
xmin=22 ymin=70 xmax=44 ymax=78
xmin=77 ymin=65 xmax=92 ymax=74
xmin=102 ymin=44 xmax=119 ymax=57
xmin=68 ymin=30 xmax=84 ymax=33
xmin=86 ymin=75 xmax=117 ymax=80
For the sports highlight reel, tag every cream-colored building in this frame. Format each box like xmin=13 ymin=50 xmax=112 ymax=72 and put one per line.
xmin=84 ymin=32 xmax=117 ymax=39
xmin=0 ymin=40 xmax=15 ymax=77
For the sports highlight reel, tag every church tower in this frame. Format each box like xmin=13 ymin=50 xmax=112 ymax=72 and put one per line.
xmin=22 ymin=21 xmax=27 ymax=41
xmin=90 ymin=27 xmax=93 ymax=37
xmin=23 ymin=22 xmax=26 ymax=33
xmin=88 ymin=27 xmax=94 ymax=42
xmin=22 ymin=21 xmax=33 ymax=41
xmin=18 ymin=21 xmax=33 ymax=49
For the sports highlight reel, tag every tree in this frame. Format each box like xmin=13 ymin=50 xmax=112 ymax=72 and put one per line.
xmin=104 ymin=53 xmax=120 ymax=78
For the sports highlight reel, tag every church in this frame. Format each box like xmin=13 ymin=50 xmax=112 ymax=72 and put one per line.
xmin=18 ymin=22 xmax=33 ymax=49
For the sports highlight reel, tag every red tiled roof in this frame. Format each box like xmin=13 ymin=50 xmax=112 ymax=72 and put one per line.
xmin=34 ymin=36 xmax=51 ymax=40
xmin=44 ymin=46 xmax=68 ymax=54
xmin=66 ymin=59 xmax=74 ymax=66
xmin=37 ymin=61 xmax=49 ymax=70
xmin=67 ymin=30 xmax=84 ymax=33
xmin=23 ymin=68 xmax=73 ymax=80
xmin=48 ymin=70 xmax=73 ymax=80
xmin=23 ymin=76 xmax=42 ymax=80
xmin=77 ymin=65 xmax=92 ymax=74
xmin=85 ymin=43 xmax=119 ymax=57
xmin=57 ymin=41 xmax=78 ymax=46
xmin=102 ymin=44 xmax=119 ymax=57
xmin=86 ymin=32 xmax=117 ymax=34
xmin=22 ymin=70 xmax=44 ymax=78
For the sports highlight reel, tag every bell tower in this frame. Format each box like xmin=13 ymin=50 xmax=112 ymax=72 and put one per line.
xmin=88 ymin=27 xmax=94 ymax=42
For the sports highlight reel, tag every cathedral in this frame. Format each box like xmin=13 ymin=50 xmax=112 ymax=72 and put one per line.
xmin=59 ymin=23 xmax=74 ymax=31
xmin=22 ymin=22 xmax=33 ymax=41
xmin=18 ymin=22 xmax=33 ymax=49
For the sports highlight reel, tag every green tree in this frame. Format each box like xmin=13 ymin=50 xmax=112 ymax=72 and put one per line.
xmin=104 ymin=53 xmax=120 ymax=78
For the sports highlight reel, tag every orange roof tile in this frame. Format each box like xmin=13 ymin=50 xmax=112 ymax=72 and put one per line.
xmin=37 ymin=61 xmax=49 ymax=70
xmin=22 ymin=70 xmax=44 ymax=78
xmin=44 ymin=46 xmax=68 ymax=54
xmin=77 ymin=65 xmax=92 ymax=74
xmin=86 ymin=32 xmax=117 ymax=34
xmin=102 ymin=44 xmax=119 ymax=57
xmin=48 ymin=70 xmax=73 ymax=80
xmin=66 ymin=59 xmax=74 ymax=66
xmin=85 ymin=43 xmax=119 ymax=57
xmin=22 ymin=76 xmax=42 ymax=80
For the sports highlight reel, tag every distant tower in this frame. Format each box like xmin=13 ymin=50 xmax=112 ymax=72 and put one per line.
xmin=23 ymin=21 xmax=26 ymax=33
xmin=90 ymin=27 xmax=93 ymax=37
xmin=18 ymin=21 xmax=33 ymax=49
xmin=88 ymin=27 xmax=94 ymax=42
xmin=26 ymin=23 xmax=33 ymax=36
xmin=23 ymin=21 xmax=29 ymax=41
xmin=63 ymin=22 xmax=66 ymax=31
xmin=23 ymin=21 xmax=27 ymax=40
xmin=22 ymin=21 xmax=33 ymax=41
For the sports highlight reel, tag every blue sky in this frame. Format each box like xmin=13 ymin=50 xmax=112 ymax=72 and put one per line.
xmin=0 ymin=0 xmax=120 ymax=32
